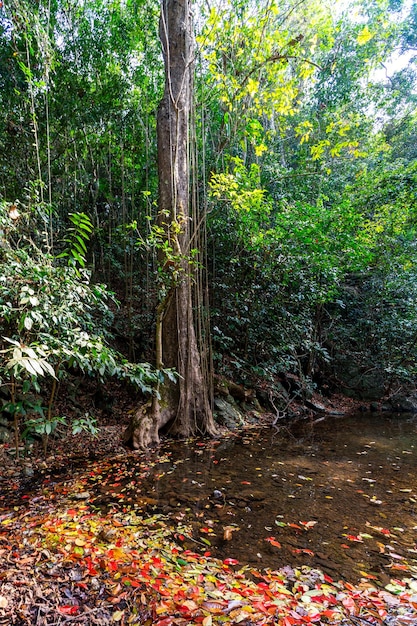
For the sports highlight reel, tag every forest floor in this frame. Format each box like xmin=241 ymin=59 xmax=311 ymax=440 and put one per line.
xmin=1 ymin=387 xmax=416 ymax=625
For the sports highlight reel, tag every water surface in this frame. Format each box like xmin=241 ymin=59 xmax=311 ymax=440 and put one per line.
xmin=110 ymin=413 xmax=417 ymax=584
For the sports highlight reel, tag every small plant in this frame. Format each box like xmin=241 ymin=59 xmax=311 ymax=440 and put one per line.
xmin=23 ymin=414 xmax=67 ymax=458
xmin=71 ymin=414 xmax=99 ymax=437
xmin=57 ymin=211 xmax=93 ymax=268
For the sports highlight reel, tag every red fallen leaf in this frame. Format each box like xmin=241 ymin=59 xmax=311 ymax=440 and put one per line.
xmin=299 ymin=520 xmax=317 ymax=529
xmin=223 ymin=558 xmax=239 ymax=565
xmin=85 ymin=557 xmax=98 ymax=576
xmin=342 ymin=596 xmax=357 ymax=612
xmin=66 ymin=509 xmax=77 ymax=516
xmin=265 ymin=537 xmax=282 ymax=548
xmin=324 ymin=574 xmax=334 ymax=583
xmin=345 ymin=534 xmax=363 ymax=542
xmin=257 ymin=582 xmax=270 ymax=590
xmin=241 ymin=481 xmax=251 ymax=485
xmin=341 ymin=544 xmax=350 ymax=549
xmin=288 ymin=523 xmax=302 ymax=530
xmin=252 ymin=601 xmax=269 ymax=613
xmin=306 ymin=609 xmax=322 ymax=621
xmin=309 ymin=594 xmax=334 ymax=604
xmin=58 ymin=606 xmax=79 ymax=615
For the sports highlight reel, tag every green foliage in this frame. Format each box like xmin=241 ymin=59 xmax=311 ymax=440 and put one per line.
xmin=71 ymin=414 xmax=99 ymax=437
xmin=209 ymin=136 xmax=417 ymax=392
xmin=0 ymin=199 xmax=164 ymax=454
xmin=58 ymin=212 xmax=93 ymax=268
xmin=1 ymin=0 xmax=417 ymax=411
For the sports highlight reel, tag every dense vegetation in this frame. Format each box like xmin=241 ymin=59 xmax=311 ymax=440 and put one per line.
xmin=1 ymin=0 xmax=417 ymax=448
xmin=2 ymin=3 xmax=417 ymax=624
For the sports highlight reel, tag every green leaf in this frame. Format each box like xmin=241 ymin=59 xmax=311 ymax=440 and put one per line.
xmin=24 ymin=316 xmax=33 ymax=331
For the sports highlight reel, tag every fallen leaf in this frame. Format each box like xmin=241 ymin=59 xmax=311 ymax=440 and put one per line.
xmin=58 ymin=606 xmax=79 ymax=615
xmin=265 ymin=536 xmax=282 ymax=548
xmin=112 ymin=609 xmax=125 ymax=621
xmin=223 ymin=526 xmax=240 ymax=541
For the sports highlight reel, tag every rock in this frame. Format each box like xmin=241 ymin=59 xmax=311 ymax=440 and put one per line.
xmin=332 ymin=356 xmax=385 ymax=400
xmin=389 ymin=394 xmax=417 ymax=413
xmin=214 ymin=398 xmax=244 ymax=430
xmin=305 ymin=399 xmax=326 ymax=412
xmin=73 ymin=491 xmax=90 ymax=500
xmin=0 ymin=427 xmax=12 ymax=443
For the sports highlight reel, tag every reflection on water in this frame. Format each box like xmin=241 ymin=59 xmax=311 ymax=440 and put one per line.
xmin=130 ymin=413 xmax=417 ymax=584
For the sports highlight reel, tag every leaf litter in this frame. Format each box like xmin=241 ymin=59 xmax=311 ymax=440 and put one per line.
xmin=1 ymin=446 xmax=417 ymax=625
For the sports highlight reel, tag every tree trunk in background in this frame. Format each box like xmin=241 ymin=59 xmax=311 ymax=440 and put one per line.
xmin=128 ymin=0 xmax=216 ymax=448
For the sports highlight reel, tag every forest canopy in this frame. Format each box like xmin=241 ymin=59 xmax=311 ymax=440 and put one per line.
xmin=1 ymin=0 xmax=417 ymax=446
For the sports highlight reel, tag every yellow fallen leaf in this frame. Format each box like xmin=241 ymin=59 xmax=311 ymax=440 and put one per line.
xmin=112 ymin=610 xmax=124 ymax=622
xmin=202 ymin=616 xmax=213 ymax=626
xmin=0 ymin=596 xmax=8 ymax=609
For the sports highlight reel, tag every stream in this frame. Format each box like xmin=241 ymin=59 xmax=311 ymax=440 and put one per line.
xmin=8 ymin=412 xmax=417 ymax=585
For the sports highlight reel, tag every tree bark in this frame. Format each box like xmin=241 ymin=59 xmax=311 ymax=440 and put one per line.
xmin=128 ymin=0 xmax=216 ymax=448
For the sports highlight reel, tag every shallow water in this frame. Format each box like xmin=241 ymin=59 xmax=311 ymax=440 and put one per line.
xmin=105 ymin=412 xmax=417 ymax=584
xmin=8 ymin=412 xmax=417 ymax=584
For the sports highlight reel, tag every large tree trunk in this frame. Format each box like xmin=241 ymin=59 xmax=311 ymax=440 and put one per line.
xmin=127 ymin=0 xmax=216 ymax=449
